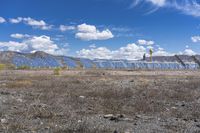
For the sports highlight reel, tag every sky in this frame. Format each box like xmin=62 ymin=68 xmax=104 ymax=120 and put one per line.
xmin=0 ymin=0 xmax=200 ymax=60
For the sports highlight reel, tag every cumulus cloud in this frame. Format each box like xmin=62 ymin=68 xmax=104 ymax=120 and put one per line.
xmin=0 ymin=35 xmax=68 ymax=55
xmin=77 ymin=47 xmax=113 ymax=59
xmin=77 ymin=41 xmax=199 ymax=60
xmin=75 ymin=23 xmax=114 ymax=41
xmin=9 ymin=17 xmax=23 ymax=23
xmin=182 ymin=48 xmax=196 ymax=55
xmin=191 ymin=36 xmax=200 ymax=43
xmin=77 ymin=43 xmax=146 ymax=60
xmin=59 ymin=25 xmax=75 ymax=32
xmin=137 ymin=39 xmax=154 ymax=45
xmin=10 ymin=33 xmax=30 ymax=39
xmin=112 ymin=43 xmax=146 ymax=60
xmin=23 ymin=17 xmax=52 ymax=30
xmin=9 ymin=17 xmax=52 ymax=30
xmin=0 ymin=41 xmax=27 ymax=52
xmin=153 ymin=48 xmax=172 ymax=56
xmin=0 ymin=17 xmax=6 ymax=23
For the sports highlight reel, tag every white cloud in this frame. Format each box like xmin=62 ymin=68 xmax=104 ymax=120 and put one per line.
xmin=173 ymin=1 xmax=200 ymax=17
xmin=75 ymin=23 xmax=114 ymax=41
xmin=77 ymin=41 xmax=199 ymax=60
xmin=10 ymin=33 xmax=30 ymax=39
xmin=9 ymin=17 xmax=23 ymax=23
xmin=137 ymin=39 xmax=154 ymax=45
xmin=0 ymin=41 xmax=27 ymax=52
xmin=112 ymin=43 xmax=146 ymax=60
xmin=77 ymin=23 xmax=96 ymax=33
xmin=9 ymin=17 xmax=52 ymax=30
xmin=191 ymin=36 xmax=200 ymax=43
xmin=23 ymin=36 xmax=61 ymax=54
xmin=147 ymin=45 xmax=154 ymax=49
xmin=182 ymin=48 xmax=196 ymax=55
xmin=77 ymin=47 xmax=113 ymax=59
xmin=134 ymin=0 xmax=200 ymax=17
xmin=89 ymin=44 xmax=96 ymax=48
xmin=77 ymin=43 xmax=146 ymax=60
xmin=185 ymin=45 xmax=189 ymax=48
xmin=153 ymin=48 xmax=172 ymax=56
xmin=0 ymin=17 xmax=6 ymax=23
xmin=59 ymin=25 xmax=75 ymax=32
xmin=147 ymin=0 xmax=166 ymax=7
xmin=0 ymin=35 xmax=68 ymax=55
xmin=23 ymin=17 xmax=52 ymax=30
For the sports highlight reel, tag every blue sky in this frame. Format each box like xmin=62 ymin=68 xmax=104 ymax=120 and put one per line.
xmin=0 ymin=0 xmax=200 ymax=60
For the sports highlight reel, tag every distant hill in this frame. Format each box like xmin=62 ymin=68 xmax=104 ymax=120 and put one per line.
xmin=0 ymin=51 xmax=200 ymax=70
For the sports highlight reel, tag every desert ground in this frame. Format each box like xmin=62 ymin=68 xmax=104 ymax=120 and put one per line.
xmin=0 ymin=69 xmax=200 ymax=133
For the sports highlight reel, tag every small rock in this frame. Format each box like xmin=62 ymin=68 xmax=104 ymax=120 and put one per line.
xmin=110 ymin=117 xmax=118 ymax=121
xmin=104 ymin=114 xmax=114 ymax=119
xmin=79 ymin=96 xmax=85 ymax=99
xmin=17 ymin=98 xmax=23 ymax=102
xmin=136 ymin=115 xmax=142 ymax=118
xmin=181 ymin=104 xmax=185 ymax=107
xmin=183 ymin=118 xmax=188 ymax=121
xmin=171 ymin=107 xmax=177 ymax=109
xmin=196 ymin=124 xmax=200 ymax=128
xmin=113 ymin=130 xmax=118 ymax=133
xmin=1 ymin=118 xmax=8 ymax=124
xmin=116 ymin=114 xmax=125 ymax=118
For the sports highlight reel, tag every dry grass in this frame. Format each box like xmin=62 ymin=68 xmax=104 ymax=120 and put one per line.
xmin=6 ymin=79 xmax=33 ymax=89
xmin=0 ymin=70 xmax=200 ymax=132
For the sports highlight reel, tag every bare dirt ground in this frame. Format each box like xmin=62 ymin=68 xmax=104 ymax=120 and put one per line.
xmin=0 ymin=70 xmax=200 ymax=133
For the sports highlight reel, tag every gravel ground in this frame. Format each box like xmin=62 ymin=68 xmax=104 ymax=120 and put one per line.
xmin=0 ymin=70 xmax=200 ymax=133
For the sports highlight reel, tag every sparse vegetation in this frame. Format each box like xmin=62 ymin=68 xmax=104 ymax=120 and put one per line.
xmin=0 ymin=64 xmax=6 ymax=70
xmin=17 ymin=65 xmax=31 ymax=70
xmin=0 ymin=70 xmax=200 ymax=132
xmin=53 ymin=67 xmax=61 ymax=75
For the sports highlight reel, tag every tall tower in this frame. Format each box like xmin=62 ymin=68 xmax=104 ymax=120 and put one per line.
xmin=149 ymin=49 xmax=153 ymax=62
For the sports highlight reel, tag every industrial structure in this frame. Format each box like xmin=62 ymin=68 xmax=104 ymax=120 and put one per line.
xmin=0 ymin=51 xmax=200 ymax=70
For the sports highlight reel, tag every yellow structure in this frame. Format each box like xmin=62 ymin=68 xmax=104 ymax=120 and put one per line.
xmin=149 ymin=49 xmax=153 ymax=62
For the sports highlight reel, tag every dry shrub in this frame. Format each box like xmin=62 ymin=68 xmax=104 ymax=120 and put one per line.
xmin=26 ymin=103 xmax=54 ymax=119
xmin=6 ymin=80 xmax=33 ymax=88
xmin=86 ymin=86 xmax=134 ymax=114
xmin=0 ymin=64 xmax=6 ymax=70
xmin=53 ymin=68 xmax=61 ymax=75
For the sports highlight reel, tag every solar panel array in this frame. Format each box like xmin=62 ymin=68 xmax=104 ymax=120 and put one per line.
xmin=62 ymin=57 xmax=77 ymax=68
xmin=79 ymin=58 xmax=94 ymax=68
xmin=10 ymin=52 xmax=200 ymax=70
xmin=94 ymin=60 xmax=199 ymax=70
xmin=13 ymin=55 xmax=62 ymax=68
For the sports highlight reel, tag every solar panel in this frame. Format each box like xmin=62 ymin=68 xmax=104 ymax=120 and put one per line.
xmin=111 ymin=61 xmax=127 ymax=69
xmin=79 ymin=58 xmax=94 ymax=68
xmin=13 ymin=55 xmax=32 ymax=67
xmin=13 ymin=55 xmax=62 ymax=68
xmin=62 ymin=57 xmax=77 ymax=68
